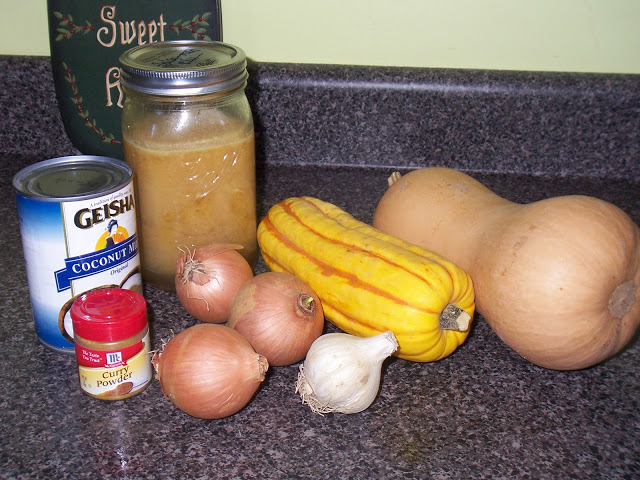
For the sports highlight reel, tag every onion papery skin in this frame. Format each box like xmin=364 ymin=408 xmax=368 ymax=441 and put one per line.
xmin=153 ymin=324 xmax=268 ymax=419
xmin=227 ymin=272 xmax=325 ymax=366
xmin=175 ymin=243 xmax=254 ymax=323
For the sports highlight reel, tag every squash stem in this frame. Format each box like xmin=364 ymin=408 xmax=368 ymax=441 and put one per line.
xmin=440 ymin=304 xmax=471 ymax=331
xmin=387 ymin=171 xmax=402 ymax=187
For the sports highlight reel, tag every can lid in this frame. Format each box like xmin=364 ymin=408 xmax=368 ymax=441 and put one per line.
xmin=71 ymin=289 xmax=147 ymax=343
xmin=12 ymin=156 xmax=132 ymax=201
xmin=119 ymin=40 xmax=248 ymax=96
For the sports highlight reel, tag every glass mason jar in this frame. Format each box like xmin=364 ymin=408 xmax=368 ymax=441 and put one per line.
xmin=119 ymin=41 xmax=256 ymax=290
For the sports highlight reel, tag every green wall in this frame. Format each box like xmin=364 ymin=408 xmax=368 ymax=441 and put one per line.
xmin=3 ymin=0 xmax=639 ymax=73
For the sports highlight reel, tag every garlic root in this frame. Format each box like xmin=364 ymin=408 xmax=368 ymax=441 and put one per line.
xmin=296 ymin=366 xmax=334 ymax=415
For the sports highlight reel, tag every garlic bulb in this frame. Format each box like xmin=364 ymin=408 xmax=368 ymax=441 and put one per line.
xmin=295 ymin=331 xmax=398 ymax=414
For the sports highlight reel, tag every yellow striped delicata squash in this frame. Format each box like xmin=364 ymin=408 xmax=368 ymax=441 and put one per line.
xmin=257 ymin=196 xmax=475 ymax=362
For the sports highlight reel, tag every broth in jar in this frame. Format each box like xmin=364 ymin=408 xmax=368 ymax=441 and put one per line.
xmin=122 ymin=113 xmax=256 ymax=290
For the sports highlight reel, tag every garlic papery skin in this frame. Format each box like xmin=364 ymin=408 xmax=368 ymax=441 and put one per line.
xmin=295 ymin=331 xmax=398 ymax=414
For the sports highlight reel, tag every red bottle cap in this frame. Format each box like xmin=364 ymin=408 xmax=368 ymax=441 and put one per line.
xmin=71 ymin=288 xmax=148 ymax=342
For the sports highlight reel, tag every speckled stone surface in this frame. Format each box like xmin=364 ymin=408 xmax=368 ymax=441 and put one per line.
xmin=1 ymin=56 xmax=639 ymax=480
xmin=243 ymin=62 xmax=640 ymax=179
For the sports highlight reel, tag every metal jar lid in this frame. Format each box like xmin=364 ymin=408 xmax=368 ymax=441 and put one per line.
xmin=119 ymin=40 xmax=248 ymax=96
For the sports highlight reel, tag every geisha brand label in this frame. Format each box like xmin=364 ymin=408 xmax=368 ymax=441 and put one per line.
xmin=56 ymin=182 xmax=139 ymax=293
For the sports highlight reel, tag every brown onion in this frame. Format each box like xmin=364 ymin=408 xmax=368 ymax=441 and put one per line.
xmin=175 ymin=243 xmax=254 ymax=323
xmin=227 ymin=271 xmax=324 ymax=366
xmin=153 ymin=324 xmax=268 ymax=419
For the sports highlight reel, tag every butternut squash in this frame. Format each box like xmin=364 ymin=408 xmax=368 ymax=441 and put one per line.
xmin=257 ymin=196 xmax=475 ymax=362
xmin=373 ymin=167 xmax=640 ymax=370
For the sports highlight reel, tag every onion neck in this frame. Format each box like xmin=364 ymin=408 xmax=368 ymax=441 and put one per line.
xmin=297 ymin=294 xmax=316 ymax=317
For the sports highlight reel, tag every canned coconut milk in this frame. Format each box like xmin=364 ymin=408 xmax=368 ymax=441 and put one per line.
xmin=13 ymin=156 xmax=142 ymax=353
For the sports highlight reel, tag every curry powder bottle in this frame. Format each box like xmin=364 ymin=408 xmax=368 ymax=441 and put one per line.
xmin=71 ymin=288 xmax=152 ymax=400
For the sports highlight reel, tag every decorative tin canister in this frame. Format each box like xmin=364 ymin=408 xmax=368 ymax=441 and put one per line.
xmin=47 ymin=0 xmax=222 ymax=159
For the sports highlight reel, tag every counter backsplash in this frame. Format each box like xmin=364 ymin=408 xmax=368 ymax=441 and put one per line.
xmin=2 ymin=55 xmax=639 ymax=179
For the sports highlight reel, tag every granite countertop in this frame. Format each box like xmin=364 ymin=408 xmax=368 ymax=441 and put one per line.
xmin=1 ymin=56 xmax=639 ymax=480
